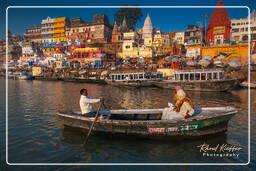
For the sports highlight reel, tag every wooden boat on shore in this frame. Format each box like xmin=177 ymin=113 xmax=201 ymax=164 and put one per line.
xmin=240 ymin=81 xmax=256 ymax=89
xmin=57 ymin=106 xmax=237 ymax=139
xmin=75 ymin=77 xmax=106 ymax=84
xmin=154 ymin=69 xmax=236 ymax=91
xmin=34 ymin=76 xmax=60 ymax=81
xmin=105 ymin=71 xmax=163 ymax=87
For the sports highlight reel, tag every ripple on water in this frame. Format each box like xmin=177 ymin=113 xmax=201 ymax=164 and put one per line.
xmin=2 ymin=78 xmax=251 ymax=164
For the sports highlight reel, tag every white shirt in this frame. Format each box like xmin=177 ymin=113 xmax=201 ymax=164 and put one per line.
xmin=79 ymin=95 xmax=100 ymax=114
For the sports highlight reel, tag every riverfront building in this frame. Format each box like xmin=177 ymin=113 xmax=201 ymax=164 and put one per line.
xmin=24 ymin=25 xmax=42 ymax=43
xmin=53 ymin=17 xmax=69 ymax=43
xmin=66 ymin=14 xmax=112 ymax=44
xmin=66 ymin=17 xmax=91 ymax=44
xmin=206 ymin=0 xmax=231 ymax=45
xmin=41 ymin=17 xmax=54 ymax=43
xmin=231 ymin=10 xmax=256 ymax=45
xmin=174 ymin=31 xmax=185 ymax=45
xmin=152 ymin=29 xmax=170 ymax=56
xmin=110 ymin=18 xmax=129 ymax=53
xmin=118 ymin=31 xmax=153 ymax=61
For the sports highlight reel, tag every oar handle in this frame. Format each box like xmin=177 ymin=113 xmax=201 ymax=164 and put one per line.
xmin=83 ymin=100 xmax=102 ymax=145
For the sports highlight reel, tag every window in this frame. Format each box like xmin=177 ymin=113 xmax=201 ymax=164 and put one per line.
xmin=180 ymin=74 xmax=184 ymax=81
xmin=201 ymin=73 xmax=206 ymax=80
xmin=219 ymin=72 xmax=224 ymax=79
xmin=251 ymin=27 xmax=256 ymax=31
xmin=185 ymin=74 xmax=189 ymax=80
xmin=190 ymin=74 xmax=195 ymax=80
xmin=125 ymin=45 xmax=130 ymax=49
xmin=195 ymin=73 xmax=200 ymax=80
xmin=242 ymin=35 xmax=248 ymax=41
xmin=232 ymin=28 xmax=239 ymax=32
xmin=213 ymin=73 xmax=218 ymax=79
xmin=252 ymin=34 xmax=256 ymax=40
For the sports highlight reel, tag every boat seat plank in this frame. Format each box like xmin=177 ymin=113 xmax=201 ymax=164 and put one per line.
xmin=110 ymin=109 xmax=164 ymax=115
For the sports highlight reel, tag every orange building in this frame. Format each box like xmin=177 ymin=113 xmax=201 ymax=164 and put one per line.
xmin=53 ymin=17 xmax=68 ymax=43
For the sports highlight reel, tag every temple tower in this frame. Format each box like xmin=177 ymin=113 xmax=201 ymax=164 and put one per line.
xmin=207 ymin=0 xmax=231 ymax=45
xmin=143 ymin=14 xmax=153 ymax=46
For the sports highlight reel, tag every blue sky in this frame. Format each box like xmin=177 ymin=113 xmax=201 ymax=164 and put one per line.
xmin=1 ymin=0 xmax=256 ymax=39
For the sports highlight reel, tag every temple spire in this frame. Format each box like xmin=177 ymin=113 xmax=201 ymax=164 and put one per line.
xmin=121 ymin=17 xmax=128 ymax=32
xmin=113 ymin=21 xmax=118 ymax=33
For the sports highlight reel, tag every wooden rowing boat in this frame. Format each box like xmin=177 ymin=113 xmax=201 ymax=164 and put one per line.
xmin=57 ymin=106 xmax=237 ymax=139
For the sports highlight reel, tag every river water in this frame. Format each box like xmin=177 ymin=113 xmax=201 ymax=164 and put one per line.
xmin=0 ymin=78 xmax=255 ymax=170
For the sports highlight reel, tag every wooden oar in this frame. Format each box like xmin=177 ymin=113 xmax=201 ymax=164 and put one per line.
xmin=83 ymin=100 xmax=102 ymax=146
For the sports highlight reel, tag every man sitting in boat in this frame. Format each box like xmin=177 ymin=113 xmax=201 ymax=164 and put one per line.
xmin=162 ymin=86 xmax=194 ymax=120
xmin=79 ymin=88 xmax=103 ymax=116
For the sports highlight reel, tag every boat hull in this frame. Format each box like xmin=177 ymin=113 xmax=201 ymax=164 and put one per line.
xmin=57 ymin=108 xmax=236 ymax=139
xmin=34 ymin=76 xmax=60 ymax=81
xmin=240 ymin=81 xmax=256 ymax=89
xmin=105 ymin=79 xmax=155 ymax=87
xmin=75 ymin=78 xmax=106 ymax=84
xmin=154 ymin=79 xmax=236 ymax=91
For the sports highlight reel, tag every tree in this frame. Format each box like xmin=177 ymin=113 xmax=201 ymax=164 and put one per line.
xmin=114 ymin=7 xmax=143 ymax=30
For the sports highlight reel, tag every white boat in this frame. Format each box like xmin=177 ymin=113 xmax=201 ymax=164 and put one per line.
xmin=105 ymin=71 xmax=163 ymax=87
xmin=16 ymin=72 xmax=34 ymax=80
xmin=154 ymin=69 xmax=236 ymax=91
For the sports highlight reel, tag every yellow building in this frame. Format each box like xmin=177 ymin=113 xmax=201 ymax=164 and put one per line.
xmin=53 ymin=17 xmax=67 ymax=43
xmin=201 ymin=45 xmax=249 ymax=64
xmin=118 ymin=32 xmax=153 ymax=61
xmin=153 ymin=33 xmax=170 ymax=56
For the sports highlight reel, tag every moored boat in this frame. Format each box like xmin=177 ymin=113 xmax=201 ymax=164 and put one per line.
xmin=57 ymin=106 xmax=237 ymax=139
xmin=34 ymin=76 xmax=60 ymax=81
xmin=75 ymin=77 xmax=106 ymax=84
xmin=105 ymin=71 xmax=163 ymax=87
xmin=240 ymin=81 xmax=256 ymax=89
xmin=154 ymin=69 xmax=236 ymax=91
xmin=16 ymin=72 xmax=34 ymax=80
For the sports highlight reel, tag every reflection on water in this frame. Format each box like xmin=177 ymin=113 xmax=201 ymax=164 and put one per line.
xmin=61 ymin=126 xmax=230 ymax=163
xmin=1 ymin=78 xmax=252 ymax=164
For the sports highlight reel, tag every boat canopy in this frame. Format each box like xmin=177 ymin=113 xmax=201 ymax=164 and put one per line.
xmin=109 ymin=72 xmax=163 ymax=81
xmin=174 ymin=69 xmax=225 ymax=81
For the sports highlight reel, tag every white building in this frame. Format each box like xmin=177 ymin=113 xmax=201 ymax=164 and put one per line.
xmin=231 ymin=10 xmax=256 ymax=44
xmin=41 ymin=16 xmax=54 ymax=43
xmin=22 ymin=46 xmax=34 ymax=56
xmin=174 ymin=31 xmax=185 ymax=45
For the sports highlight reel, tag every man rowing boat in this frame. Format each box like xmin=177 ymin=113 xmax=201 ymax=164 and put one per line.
xmin=79 ymin=88 xmax=103 ymax=116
